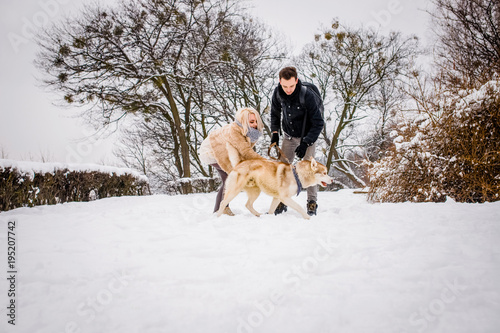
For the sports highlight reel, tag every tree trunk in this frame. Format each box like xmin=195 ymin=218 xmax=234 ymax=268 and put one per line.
xmin=161 ymin=78 xmax=191 ymax=179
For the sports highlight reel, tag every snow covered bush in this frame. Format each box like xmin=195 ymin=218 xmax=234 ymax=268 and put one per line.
xmin=368 ymin=80 xmax=500 ymax=203
xmin=367 ymin=117 xmax=441 ymax=202
xmin=0 ymin=160 xmax=149 ymax=211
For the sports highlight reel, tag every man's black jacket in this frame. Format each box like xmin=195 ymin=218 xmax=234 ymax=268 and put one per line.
xmin=271 ymin=79 xmax=324 ymax=145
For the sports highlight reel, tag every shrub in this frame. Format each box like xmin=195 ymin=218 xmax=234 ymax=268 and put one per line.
xmin=368 ymin=80 xmax=500 ymax=203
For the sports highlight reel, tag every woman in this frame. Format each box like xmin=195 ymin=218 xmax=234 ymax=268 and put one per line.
xmin=199 ymin=107 xmax=265 ymax=215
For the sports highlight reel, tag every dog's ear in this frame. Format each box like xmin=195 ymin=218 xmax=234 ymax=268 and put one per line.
xmin=310 ymin=157 xmax=317 ymax=171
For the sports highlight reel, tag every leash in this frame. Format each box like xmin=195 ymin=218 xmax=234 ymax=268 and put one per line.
xmin=267 ymin=142 xmax=292 ymax=164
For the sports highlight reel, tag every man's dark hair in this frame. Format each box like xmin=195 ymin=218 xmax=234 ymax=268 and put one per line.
xmin=279 ymin=67 xmax=298 ymax=80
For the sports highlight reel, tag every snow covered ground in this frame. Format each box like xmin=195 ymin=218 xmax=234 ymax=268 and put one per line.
xmin=1 ymin=190 xmax=499 ymax=333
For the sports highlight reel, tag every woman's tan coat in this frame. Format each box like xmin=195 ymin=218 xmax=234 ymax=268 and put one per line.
xmin=208 ymin=122 xmax=264 ymax=173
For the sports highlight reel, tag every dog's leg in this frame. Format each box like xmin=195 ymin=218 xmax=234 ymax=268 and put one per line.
xmin=281 ymin=197 xmax=310 ymax=220
xmin=216 ymin=173 xmax=240 ymax=217
xmin=216 ymin=193 xmax=237 ymax=217
xmin=268 ymin=197 xmax=281 ymax=215
xmin=244 ymin=186 xmax=261 ymax=217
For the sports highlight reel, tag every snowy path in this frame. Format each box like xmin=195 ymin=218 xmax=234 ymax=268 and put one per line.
xmin=1 ymin=190 xmax=499 ymax=333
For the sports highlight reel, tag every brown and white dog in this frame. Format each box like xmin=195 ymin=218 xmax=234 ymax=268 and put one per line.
xmin=216 ymin=145 xmax=333 ymax=219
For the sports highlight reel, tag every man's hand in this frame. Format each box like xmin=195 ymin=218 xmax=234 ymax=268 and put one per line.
xmin=271 ymin=132 xmax=279 ymax=146
xmin=295 ymin=142 xmax=309 ymax=159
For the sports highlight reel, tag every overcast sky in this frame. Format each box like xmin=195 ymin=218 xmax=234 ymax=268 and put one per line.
xmin=0 ymin=0 xmax=433 ymax=165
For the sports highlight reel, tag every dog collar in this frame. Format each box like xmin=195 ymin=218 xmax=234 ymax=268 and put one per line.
xmin=292 ymin=166 xmax=302 ymax=196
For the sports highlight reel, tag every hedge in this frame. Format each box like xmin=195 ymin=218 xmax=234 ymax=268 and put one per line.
xmin=0 ymin=162 xmax=149 ymax=212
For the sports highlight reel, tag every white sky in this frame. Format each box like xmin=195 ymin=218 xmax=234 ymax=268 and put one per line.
xmin=0 ymin=0 xmax=433 ymax=165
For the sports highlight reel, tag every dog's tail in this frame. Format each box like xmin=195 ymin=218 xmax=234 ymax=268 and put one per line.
xmin=226 ymin=143 xmax=241 ymax=168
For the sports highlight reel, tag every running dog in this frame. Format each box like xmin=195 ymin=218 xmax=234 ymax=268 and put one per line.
xmin=216 ymin=146 xmax=333 ymax=219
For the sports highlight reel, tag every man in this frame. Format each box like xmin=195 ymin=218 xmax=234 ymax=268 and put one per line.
xmin=270 ymin=66 xmax=325 ymax=216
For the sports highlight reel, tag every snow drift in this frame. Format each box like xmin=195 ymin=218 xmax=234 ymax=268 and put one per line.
xmin=0 ymin=190 xmax=499 ymax=333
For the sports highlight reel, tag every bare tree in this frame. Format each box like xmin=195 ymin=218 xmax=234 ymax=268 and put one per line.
xmin=299 ymin=22 xmax=419 ymax=187
xmin=116 ymin=14 xmax=285 ymax=192
xmin=364 ymin=76 xmax=407 ymax=162
xmin=36 ymin=0 xmax=285 ymax=193
xmin=432 ymin=0 xmax=500 ymax=89
xmin=114 ymin=124 xmax=150 ymax=176
xmin=36 ymin=0 xmax=266 ymax=177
